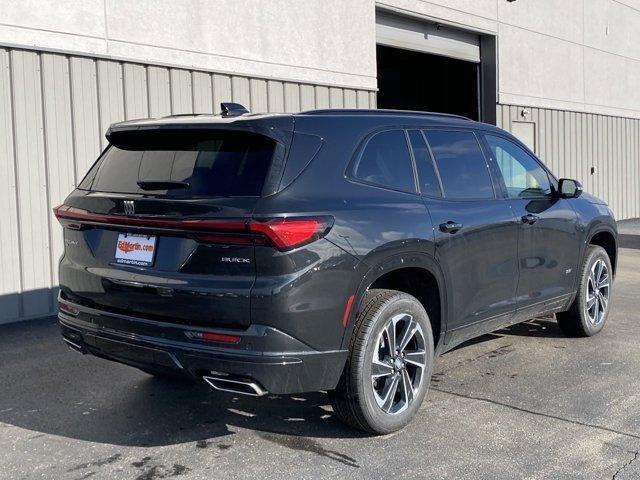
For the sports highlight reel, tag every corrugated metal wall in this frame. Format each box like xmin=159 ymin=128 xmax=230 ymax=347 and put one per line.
xmin=0 ymin=47 xmax=376 ymax=324
xmin=2 ymin=46 xmax=638 ymax=325
xmin=497 ymin=104 xmax=640 ymax=221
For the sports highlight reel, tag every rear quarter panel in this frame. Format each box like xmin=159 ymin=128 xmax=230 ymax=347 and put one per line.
xmin=253 ymin=116 xmax=437 ymax=351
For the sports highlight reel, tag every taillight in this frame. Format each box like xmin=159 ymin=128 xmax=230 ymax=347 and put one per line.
xmin=53 ymin=205 xmax=333 ymax=251
xmin=248 ymin=217 xmax=333 ymax=250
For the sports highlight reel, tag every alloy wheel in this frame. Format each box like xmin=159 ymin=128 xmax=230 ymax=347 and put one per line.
xmin=371 ymin=313 xmax=426 ymax=415
xmin=585 ymin=258 xmax=610 ymax=326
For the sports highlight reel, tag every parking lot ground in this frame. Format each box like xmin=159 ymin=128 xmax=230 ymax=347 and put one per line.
xmin=1 ymin=248 xmax=640 ymax=480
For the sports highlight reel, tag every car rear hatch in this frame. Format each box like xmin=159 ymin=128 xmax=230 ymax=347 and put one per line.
xmin=56 ymin=115 xmax=293 ymax=330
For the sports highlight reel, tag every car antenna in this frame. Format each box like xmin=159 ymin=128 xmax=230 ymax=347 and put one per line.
xmin=220 ymin=102 xmax=249 ymax=117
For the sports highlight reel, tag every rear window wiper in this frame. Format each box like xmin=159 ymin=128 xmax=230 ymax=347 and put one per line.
xmin=137 ymin=180 xmax=190 ymax=191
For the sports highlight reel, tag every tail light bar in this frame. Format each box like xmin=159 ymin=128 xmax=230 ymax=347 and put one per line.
xmin=53 ymin=205 xmax=333 ymax=251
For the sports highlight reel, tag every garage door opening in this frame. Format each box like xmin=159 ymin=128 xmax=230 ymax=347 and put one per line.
xmin=376 ymin=45 xmax=479 ymax=120
xmin=375 ymin=11 xmax=496 ymax=123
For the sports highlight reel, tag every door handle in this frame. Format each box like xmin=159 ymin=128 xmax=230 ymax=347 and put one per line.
xmin=439 ymin=221 xmax=463 ymax=234
xmin=521 ymin=214 xmax=539 ymax=225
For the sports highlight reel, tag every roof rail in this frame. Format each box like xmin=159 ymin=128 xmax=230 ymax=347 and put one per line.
xmin=301 ymin=108 xmax=472 ymax=121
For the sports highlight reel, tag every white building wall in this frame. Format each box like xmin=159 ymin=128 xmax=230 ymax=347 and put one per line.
xmin=378 ymin=0 xmax=640 ymax=119
xmin=3 ymin=0 xmax=640 ymax=118
xmin=0 ymin=0 xmax=377 ymax=90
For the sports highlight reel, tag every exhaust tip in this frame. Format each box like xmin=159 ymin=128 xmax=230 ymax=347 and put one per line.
xmin=203 ymin=375 xmax=267 ymax=397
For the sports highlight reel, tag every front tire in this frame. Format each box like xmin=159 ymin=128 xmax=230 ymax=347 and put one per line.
xmin=557 ymin=245 xmax=612 ymax=337
xmin=330 ymin=289 xmax=434 ymax=434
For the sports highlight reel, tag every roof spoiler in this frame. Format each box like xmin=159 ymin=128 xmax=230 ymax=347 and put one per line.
xmin=220 ymin=102 xmax=249 ymax=117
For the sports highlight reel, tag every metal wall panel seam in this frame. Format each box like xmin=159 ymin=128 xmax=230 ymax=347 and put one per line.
xmin=38 ymin=52 xmax=56 ymax=297
xmin=65 ymin=55 xmax=79 ymax=188
xmin=8 ymin=51 xmax=27 ymax=319
xmin=11 ymin=50 xmax=51 ymax=317
xmin=94 ymin=56 xmax=105 ymax=156
xmin=4 ymin=49 xmax=24 ymax=319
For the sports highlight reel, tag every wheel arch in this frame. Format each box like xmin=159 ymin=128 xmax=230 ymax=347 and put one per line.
xmin=341 ymin=253 xmax=447 ymax=353
xmin=587 ymin=228 xmax=618 ymax=276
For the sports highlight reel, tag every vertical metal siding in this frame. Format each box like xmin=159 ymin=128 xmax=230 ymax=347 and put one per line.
xmin=0 ymin=46 xmax=376 ymax=324
xmin=315 ymin=86 xmax=330 ymax=109
xmin=232 ymin=76 xmax=251 ymax=109
xmin=70 ymin=57 xmax=101 ymax=181
xmin=0 ymin=48 xmax=21 ymax=321
xmin=212 ymin=74 xmax=232 ymax=114
xmin=283 ymin=82 xmax=300 ymax=113
xmin=146 ymin=66 xmax=171 ymax=118
xmin=266 ymin=80 xmax=284 ymax=112
xmin=41 ymin=53 xmax=74 ymax=292
xmin=96 ymin=60 xmax=124 ymax=150
xmin=249 ymin=79 xmax=268 ymax=112
xmin=300 ymin=84 xmax=315 ymax=111
xmin=123 ymin=63 xmax=148 ymax=119
xmin=497 ymin=104 xmax=640 ymax=222
xmin=192 ymin=72 xmax=213 ymax=113
xmin=11 ymin=50 xmax=51 ymax=318
xmin=329 ymin=87 xmax=344 ymax=108
xmin=344 ymin=89 xmax=357 ymax=108
xmin=170 ymin=69 xmax=192 ymax=114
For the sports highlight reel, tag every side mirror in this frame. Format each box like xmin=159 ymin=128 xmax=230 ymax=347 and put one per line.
xmin=558 ymin=178 xmax=583 ymax=198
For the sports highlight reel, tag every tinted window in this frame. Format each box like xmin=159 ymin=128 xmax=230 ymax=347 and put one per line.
xmin=354 ymin=130 xmax=415 ymax=192
xmin=485 ymin=134 xmax=551 ymax=198
xmin=407 ymin=130 xmax=441 ymax=197
xmin=79 ymin=130 xmax=283 ymax=197
xmin=424 ymin=130 xmax=494 ymax=199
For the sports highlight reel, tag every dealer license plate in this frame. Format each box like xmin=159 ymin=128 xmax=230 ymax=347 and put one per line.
xmin=114 ymin=233 xmax=157 ymax=267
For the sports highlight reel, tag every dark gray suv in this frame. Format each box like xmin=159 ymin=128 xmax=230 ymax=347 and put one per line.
xmin=54 ymin=104 xmax=617 ymax=434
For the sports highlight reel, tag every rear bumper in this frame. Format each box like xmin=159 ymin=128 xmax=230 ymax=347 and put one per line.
xmin=58 ymin=300 xmax=348 ymax=395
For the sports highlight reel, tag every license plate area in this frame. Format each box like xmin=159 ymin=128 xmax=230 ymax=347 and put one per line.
xmin=115 ymin=233 xmax=157 ymax=267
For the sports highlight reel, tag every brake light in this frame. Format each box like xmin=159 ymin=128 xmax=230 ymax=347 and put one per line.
xmin=53 ymin=205 xmax=332 ymax=251
xmin=248 ymin=217 xmax=332 ymax=250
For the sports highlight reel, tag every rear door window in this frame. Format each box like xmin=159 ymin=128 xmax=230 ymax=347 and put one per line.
xmin=407 ymin=130 xmax=442 ymax=197
xmin=79 ymin=130 xmax=284 ymax=197
xmin=423 ymin=130 xmax=494 ymax=199
xmin=353 ymin=130 xmax=416 ymax=193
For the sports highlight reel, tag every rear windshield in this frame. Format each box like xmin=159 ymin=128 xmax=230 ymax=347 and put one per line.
xmin=79 ymin=130 xmax=284 ymax=197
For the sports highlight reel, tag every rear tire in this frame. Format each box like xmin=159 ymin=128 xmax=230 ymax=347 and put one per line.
xmin=557 ymin=245 xmax=612 ymax=337
xmin=329 ymin=289 xmax=434 ymax=435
